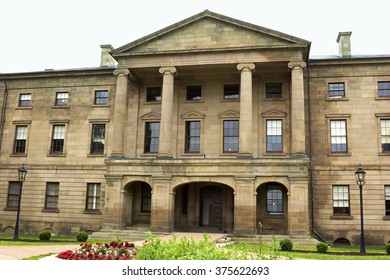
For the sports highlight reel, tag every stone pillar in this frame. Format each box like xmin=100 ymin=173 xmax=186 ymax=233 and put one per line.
xmin=288 ymin=61 xmax=307 ymax=157
xmin=234 ymin=177 xmax=256 ymax=234
xmin=237 ymin=63 xmax=255 ymax=158
xmin=150 ymin=176 xmax=172 ymax=231
xmin=102 ymin=175 xmax=123 ymax=230
xmin=287 ymin=177 xmax=310 ymax=235
xmin=158 ymin=67 xmax=177 ymax=159
xmin=111 ymin=69 xmax=130 ymax=158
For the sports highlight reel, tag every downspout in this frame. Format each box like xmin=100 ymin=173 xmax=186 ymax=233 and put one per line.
xmin=0 ymin=75 xmax=9 ymax=155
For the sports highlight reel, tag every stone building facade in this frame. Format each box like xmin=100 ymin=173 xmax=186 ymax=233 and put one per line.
xmin=0 ymin=10 xmax=389 ymax=245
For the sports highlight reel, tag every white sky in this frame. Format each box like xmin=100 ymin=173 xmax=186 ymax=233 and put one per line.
xmin=1 ymin=0 xmax=389 ymax=73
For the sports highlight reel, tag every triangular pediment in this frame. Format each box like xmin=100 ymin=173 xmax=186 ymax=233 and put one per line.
xmin=219 ymin=110 xmax=240 ymax=118
xmin=261 ymin=109 xmax=287 ymax=118
xmin=112 ymin=10 xmax=309 ymax=57
xmin=181 ymin=111 xmax=205 ymax=119
xmin=141 ymin=111 xmax=161 ymax=120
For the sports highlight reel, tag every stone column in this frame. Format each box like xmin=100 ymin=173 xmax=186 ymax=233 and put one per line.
xmin=158 ymin=67 xmax=177 ymax=159
xmin=111 ymin=69 xmax=130 ymax=158
xmin=237 ymin=63 xmax=255 ymax=158
xmin=288 ymin=61 xmax=307 ymax=157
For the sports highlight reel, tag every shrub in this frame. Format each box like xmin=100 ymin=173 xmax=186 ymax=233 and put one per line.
xmin=385 ymin=243 xmax=390 ymax=254
xmin=279 ymin=238 xmax=293 ymax=251
xmin=76 ymin=231 xmax=89 ymax=242
xmin=316 ymin=242 xmax=329 ymax=253
xmin=39 ymin=230 xmax=51 ymax=241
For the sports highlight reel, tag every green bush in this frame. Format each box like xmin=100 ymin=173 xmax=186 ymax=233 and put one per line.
xmin=76 ymin=231 xmax=89 ymax=242
xmin=316 ymin=242 xmax=329 ymax=253
xmin=385 ymin=243 xmax=390 ymax=254
xmin=279 ymin=238 xmax=293 ymax=251
xmin=39 ymin=230 xmax=51 ymax=241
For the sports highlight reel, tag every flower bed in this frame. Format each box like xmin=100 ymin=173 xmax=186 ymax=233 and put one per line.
xmin=56 ymin=241 xmax=137 ymax=260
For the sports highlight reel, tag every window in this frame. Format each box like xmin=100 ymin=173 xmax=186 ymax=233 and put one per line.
xmin=266 ymin=83 xmax=282 ymax=99
xmin=328 ymin=83 xmax=345 ymax=98
xmin=55 ymin=92 xmax=69 ymax=106
xmin=223 ymin=84 xmax=239 ymax=100
xmin=90 ymin=124 xmax=106 ymax=154
xmin=86 ymin=183 xmax=101 ymax=211
xmin=94 ymin=90 xmax=109 ymax=105
xmin=185 ymin=121 xmax=200 ymax=153
xmin=378 ymin=82 xmax=390 ymax=97
xmin=51 ymin=125 xmax=65 ymax=154
xmin=45 ymin=182 xmax=59 ymax=209
xmin=223 ymin=120 xmax=239 ymax=153
xmin=330 ymin=120 xmax=347 ymax=153
xmin=144 ymin=122 xmax=159 ymax=153
xmin=266 ymin=185 xmax=283 ymax=214
xmin=182 ymin=184 xmax=188 ymax=214
xmin=7 ymin=182 xmax=20 ymax=209
xmin=146 ymin=87 xmax=161 ymax=102
xmin=13 ymin=125 xmax=28 ymax=154
xmin=186 ymin=85 xmax=202 ymax=101
xmin=385 ymin=186 xmax=390 ymax=216
xmin=333 ymin=185 xmax=350 ymax=215
xmin=266 ymin=120 xmax=282 ymax=152
xmin=18 ymin=93 xmax=31 ymax=107
xmin=381 ymin=119 xmax=390 ymax=152
xmin=141 ymin=183 xmax=151 ymax=213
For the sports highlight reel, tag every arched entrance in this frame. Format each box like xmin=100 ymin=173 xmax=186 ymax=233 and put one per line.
xmin=173 ymin=182 xmax=234 ymax=232
xmin=123 ymin=181 xmax=152 ymax=227
xmin=256 ymin=182 xmax=288 ymax=235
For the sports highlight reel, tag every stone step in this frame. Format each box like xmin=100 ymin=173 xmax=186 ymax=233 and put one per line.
xmin=89 ymin=228 xmax=168 ymax=242
xmin=226 ymin=235 xmax=319 ymax=247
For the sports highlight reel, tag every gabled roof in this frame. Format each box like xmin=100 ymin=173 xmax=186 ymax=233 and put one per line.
xmin=111 ymin=10 xmax=310 ymax=58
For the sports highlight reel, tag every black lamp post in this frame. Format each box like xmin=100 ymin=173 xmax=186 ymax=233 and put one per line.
xmin=354 ymin=164 xmax=366 ymax=254
xmin=13 ymin=165 xmax=27 ymax=241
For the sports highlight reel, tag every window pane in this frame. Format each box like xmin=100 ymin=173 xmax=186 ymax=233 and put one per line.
xmin=141 ymin=184 xmax=151 ymax=213
xmin=223 ymin=84 xmax=239 ymax=100
xmin=185 ymin=121 xmax=200 ymax=153
xmin=266 ymin=120 xmax=282 ymax=152
xmin=266 ymin=83 xmax=282 ymax=98
xmin=45 ymin=182 xmax=59 ymax=209
xmin=91 ymin=124 xmax=105 ymax=154
xmin=144 ymin=122 xmax=160 ymax=153
xmin=95 ymin=90 xmax=109 ymax=104
xmin=330 ymin=120 xmax=347 ymax=152
xmin=378 ymin=82 xmax=390 ymax=97
xmin=186 ymin=85 xmax=202 ymax=100
xmin=7 ymin=182 xmax=20 ymax=208
xmin=381 ymin=120 xmax=390 ymax=152
xmin=329 ymin=83 xmax=345 ymax=97
xmin=51 ymin=125 xmax=65 ymax=154
xmin=14 ymin=126 xmax=27 ymax=154
xmin=146 ymin=87 xmax=161 ymax=102
xmin=266 ymin=185 xmax=283 ymax=214
xmin=333 ymin=185 xmax=350 ymax=215
xmin=86 ymin=183 xmax=101 ymax=210
xmin=223 ymin=120 xmax=239 ymax=152
xmin=56 ymin=92 xmax=69 ymax=106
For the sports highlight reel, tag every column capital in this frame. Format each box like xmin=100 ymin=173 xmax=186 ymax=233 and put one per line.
xmin=159 ymin=66 xmax=177 ymax=75
xmin=288 ymin=61 xmax=307 ymax=70
xmin=237 ymin=63 xmax=255 ymax=72
xmin=113 ymin=68 xmax=130 ymax=76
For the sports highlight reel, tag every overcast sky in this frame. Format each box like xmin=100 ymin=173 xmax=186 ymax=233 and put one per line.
xmin=1 ymin=0 xmax=389 ymax=73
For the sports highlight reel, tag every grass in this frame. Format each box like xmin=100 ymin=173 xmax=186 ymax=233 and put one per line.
xmin=227 ymin=242 xmax=390 ymax=260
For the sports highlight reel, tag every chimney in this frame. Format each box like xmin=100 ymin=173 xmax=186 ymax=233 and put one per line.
xmin=100 ymin=44 xmax=116 ymax=67
xmin=336 ymin=32 xmax=352 ymax=57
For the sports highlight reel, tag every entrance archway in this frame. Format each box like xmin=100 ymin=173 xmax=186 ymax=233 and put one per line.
xmin=256 ymin=182 xmax=288 ymax=234
xmin=173 ymin=182 xmax=234 ymax=232
xmin=123 ymin=181 xmax=152 ymax=227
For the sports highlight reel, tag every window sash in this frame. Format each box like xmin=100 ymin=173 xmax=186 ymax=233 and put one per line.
xmin=266 ymin=83 xmax=282 ymax=98
xmin=266 ymin=186 xmax=283 ymax=214
xmin=333 ymin=185 xmax=350 ymax=215
xmin=7 ymin=182 xmax=20 ymax=208
xmin=328 ymin=83 xmax=345 ymax=97
xmin=378 ymin=82 xmax=390 ymax=97
xmin=223 ymin=120 xmax=239 ymax=152
xmin=45 ymin=183 xmax=59 ymax=209
xmin=94 ymin=90 xmax=109 ymax=104
xmin=19 ymin=94 xmax=31 ymax=107
xmin=14 ymin=126 xmax=27 ymax=154
xmin=381 ymin=119 xmax=390 ymax=152
xmin=186 ymin=85 xmax=202 ymax=100
xmin=330 ymin=120 xmax=347 ymax=152
xmin=223 ymin=84 xmax=240 ymax=100
xmin=51 ymin=125 xmax=65 ymax=154
xmin=91 ymin=124 xmax=105 ymax=154
xmin=146 ymin=87 xmax=161 ymax=102
xmin=55 ymin=92 xmax=69 ymax=106
xmin=185 ymin=121 xmax=200 ymax=153
xmin=144 ymin=122 xmax=160 ymax=153
xmin=266 ymin=120 xmax=283 ymax=152
xmin=141 ymin=184 xmax=151 ymax=213
xmin=86 ymin=183 xmax=101 ymax=210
